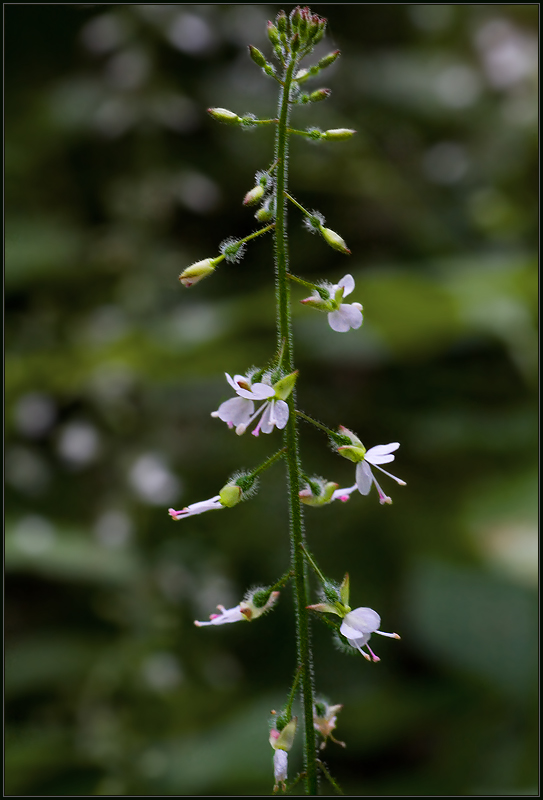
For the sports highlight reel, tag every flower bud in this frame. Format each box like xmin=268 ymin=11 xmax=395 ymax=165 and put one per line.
xmin=218 ymin=482 xmax=243 ymax=508
xmin=276 ymin=10 xmax=287 ymax=33
xmin=243 ymin=184 xmax=265 ymax=206
xmin=309 ymin=88 xmax=331 ymax=103
xmin=207 ymin=107 xmax=240 ymax=125
xmin=267 ymin=21 xmax=281 ymax=47
xmin=255 ymin=200 xmax=275 ymax=222
xmin=179 ymin=257 xmax=219 ymax=287
xmin=273 ymin=370 xmax=298 ymax=400
xmin=318 ymin=50 xmax=340 ymax=69
xmin=319 ymin=226 xmax=351 ymax=254
xmin=248 ymin=45 xmax=267 ymax=69
xmin=322 ymin=128 xmax=356 ymax=141
xmin=300 ymin=294 xmax=331 ymax=311
xmin=289 ymin=6 xmax=302 ymax=31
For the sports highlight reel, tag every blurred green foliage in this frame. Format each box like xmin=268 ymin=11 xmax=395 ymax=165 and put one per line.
xmin=5 ymin=4 xmax=538 ymax=796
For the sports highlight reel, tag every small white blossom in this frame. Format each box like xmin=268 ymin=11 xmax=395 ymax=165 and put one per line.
xmin=340 ymin=606 xmax=400 ymax=662
xmin=194 ymin=590 xmax=279 ymax=627
xmin=356 ymin=442 xmax=406 ymax=505
xmin=168 ymin=496 xmax=223 ymax=519
xmin=301 ymin=274 xmax=363 ymax=332
xmin=211 ymin=372 xmax=291 ymax=436
xmin=327 ymin=274 xmax=363 ymax=332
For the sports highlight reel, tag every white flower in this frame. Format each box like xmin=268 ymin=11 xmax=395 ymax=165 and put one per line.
xmin=301 ymin=274 xmax=363 ymax=332
xmin=194 ymin=603 xmax=246 ymax=627
xmin=355 ymin=442 xmax=406 ymax=505
xmin=327 ymin=274 xmax=363 ymax=332
xmin=168 ymin=496 xmax=223 ymax=519
xmin=340 ymin=606 xmax=400 ymax=662
xmin=211 ymin=372 xmax=290 ymax=436
xmin=194 ymin=590 xmax=279 ymax=627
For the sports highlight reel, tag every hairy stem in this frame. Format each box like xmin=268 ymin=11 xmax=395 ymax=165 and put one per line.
xmin=274 ymin=55 xmax=318 ymax=795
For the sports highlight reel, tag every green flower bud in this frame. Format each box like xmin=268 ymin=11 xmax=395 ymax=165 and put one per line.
xmin=248 ymin=45 xmax=267 ymax=69
xmin=309 ymin=88 xmax=331 ymax=103
xmin=318 ymin=50 xmax=340 ymax=69
xmin=319 ymin=226 xmax=351 ymax=254
xmin=322 ymin=128 xmax=356 ymax=141
xmin=243 ymin=184 xmax=265 ymax=206
xmin=207 ymin=107 xmax=241 ymax=125
xmin=179 ymin=257 xmax=220 ymax=287
xmin=276 ymin=10 xmax=287 ymax=33
xmin=267 ymin=21 xmax=281 ymax=47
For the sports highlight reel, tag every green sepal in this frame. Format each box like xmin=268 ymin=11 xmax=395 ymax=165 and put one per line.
xmin=340 ymin=573 xmax=350 ymax=606
xmin=337 ymin=445 xmax=366 ymax=463
xmin=273 ymin=370 xmax=298 ymax=400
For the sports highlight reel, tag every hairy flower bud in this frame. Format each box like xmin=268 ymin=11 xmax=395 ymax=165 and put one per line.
xmin=207 ymin=107 xmax=240 ymax=125
xmin=318 ymin=50 xmax=340 ymax=69
xmin=267 ymin=21 xmax=281 ymax=47
xmin=243 ymin=184 xmax=266 ymax=206
xmin=248 ymin=45 xmax=267 ymax=69
xmin=309 ymin=88 xmax=331 ymax=103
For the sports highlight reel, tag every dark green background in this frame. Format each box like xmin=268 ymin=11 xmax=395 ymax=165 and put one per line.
xmin=5 ymin=4 xmax=538 ymax=796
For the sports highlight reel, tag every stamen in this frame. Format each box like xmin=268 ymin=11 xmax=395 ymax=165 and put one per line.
xmin=366 ymin=644 xmax=380 ymax=662
xmin=372 ymin=463 xmax=406 ymax=486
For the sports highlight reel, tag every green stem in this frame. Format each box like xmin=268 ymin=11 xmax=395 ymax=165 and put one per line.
xmin=284 ymin=665 xmax=302 ymax=720
xmin=240 ymin=223 xmax=275 ymax=244
xmin=300 ymin=543 xmax=327 ymax=586
xmin=297 ymin=409 xmax=339 ymax=441
xmin=250 ymin=447 xmax=286 ymax=479
xmin=285 ymin=192 xmax=313 ymax=218
xmin=274 ymin=54 xmax=319 ymax=796
xmin=286 ymin=272 xmax=318 ymax=292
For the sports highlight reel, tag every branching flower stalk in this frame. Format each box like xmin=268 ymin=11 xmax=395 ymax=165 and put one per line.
xmin=175 ymin=8 xmax=404 ymax=795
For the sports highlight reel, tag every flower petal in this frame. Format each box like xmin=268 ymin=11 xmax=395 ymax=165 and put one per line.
xmin=366 ymin=442 xmax=400 ymax=464
xmin=272 ymin=399 xmax=289 ymax=429
xmin=355 ymin=461 xmax=373 ymax=495
xmin=344 ymin=607 xmax=381 ymax=633
xmin=249 ymin=382 xmax=276 ymax=400
xmin=340 ymin=620 xmax=370 ymax=641
xmin=327 ymin=309 xmax=352 ymax=332
xmin=212 ymin=396 xmax=253 ymax=425
xmin=338 ymin=274 xmax=355 ymax=297
xmin=339 ymin=303 xmax=363 ymax=329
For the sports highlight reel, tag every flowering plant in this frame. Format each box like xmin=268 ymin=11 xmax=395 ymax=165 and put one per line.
xmin=172 ymin=7 xmax=405 ymax=794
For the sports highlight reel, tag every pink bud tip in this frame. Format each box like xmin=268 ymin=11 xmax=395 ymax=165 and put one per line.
xmin=339 ymin=495 xmax=350 ymax=502
xmin=209 ymin=614 xmax=219 ymax=620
